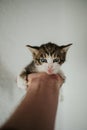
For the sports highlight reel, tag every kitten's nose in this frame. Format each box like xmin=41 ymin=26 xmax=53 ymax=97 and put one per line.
xmin=48 ymin=65 xmax=53 ymax=69
xmin=48 ymin=65 xmax=54 ymax=74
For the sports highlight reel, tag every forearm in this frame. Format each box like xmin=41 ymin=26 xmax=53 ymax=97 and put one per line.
xmin=1 ymin=73 xmax=62 ymax=130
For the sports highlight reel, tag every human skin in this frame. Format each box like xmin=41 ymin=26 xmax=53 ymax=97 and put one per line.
xmin=1 ymin=72 xmax=63 ymax=130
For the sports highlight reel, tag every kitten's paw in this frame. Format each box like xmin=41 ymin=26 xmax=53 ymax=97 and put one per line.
xmin=17 ymin=76 xmax=28 ymax=90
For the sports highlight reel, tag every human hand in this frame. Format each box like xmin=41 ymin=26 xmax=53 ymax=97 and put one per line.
xmin=27 ymin=72 xmax=63 ymax=91
xmin=1 ymin=74 xmax=64 ymax=130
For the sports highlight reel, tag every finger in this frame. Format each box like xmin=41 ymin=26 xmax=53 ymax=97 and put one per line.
xmin=56 ymin=75 xmax=64 ymax=88
xmin=28 ymin=72 xmax=47 ymax=81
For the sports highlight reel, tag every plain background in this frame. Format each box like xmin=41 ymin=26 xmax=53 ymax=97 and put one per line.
xmin=0 ymin=0 xmax=87 ymax=130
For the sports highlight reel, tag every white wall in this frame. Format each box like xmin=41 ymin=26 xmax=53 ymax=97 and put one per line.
xmin=0 ymin=0 xmax=87 ymax=130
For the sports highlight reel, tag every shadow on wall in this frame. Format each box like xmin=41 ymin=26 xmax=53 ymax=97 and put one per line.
xmin=0 ymin=59 xmax=15 ymax=99
xmin=0 ymin=58 xmax=25 ymax=126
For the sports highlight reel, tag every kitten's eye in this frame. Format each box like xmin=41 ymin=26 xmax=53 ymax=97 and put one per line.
xmin=40 ymin=58 xmax=47 ymax=63
xmin=53 ymin=58 xmax=60 ymax=63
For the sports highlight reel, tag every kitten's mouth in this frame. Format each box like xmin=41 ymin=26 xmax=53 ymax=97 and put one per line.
xmin=47 ymin=69 xmax=54 ymax=74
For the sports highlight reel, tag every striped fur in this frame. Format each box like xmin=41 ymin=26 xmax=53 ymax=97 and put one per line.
xmin=26 ymin=42 xmax=72 ymax=65
xmin=17 ymin=42 xmax=72 ymax=89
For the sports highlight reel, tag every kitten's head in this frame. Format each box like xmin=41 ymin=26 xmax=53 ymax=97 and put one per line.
xmin=26 ymin=42 xmax=72 ymax=74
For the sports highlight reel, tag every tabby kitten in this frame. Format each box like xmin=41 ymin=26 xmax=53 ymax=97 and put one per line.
xmin=17 ymin=42 xmax=72 ymax=89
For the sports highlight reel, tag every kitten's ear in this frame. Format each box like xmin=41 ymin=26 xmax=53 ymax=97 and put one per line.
xmin=61 ymin=43 xmax=72 ymax=53
xmin=26 ymin=45 xmax=39 ymax=55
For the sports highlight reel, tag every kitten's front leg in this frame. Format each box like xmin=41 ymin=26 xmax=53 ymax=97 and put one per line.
xmin=17 ymin=69 xmax=28 ymax=90
xmin=58 ymin=69 xmax=66 ymax=83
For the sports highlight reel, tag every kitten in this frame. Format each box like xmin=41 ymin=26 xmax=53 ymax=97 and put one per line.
xmin=17 ymin=42 xmax=72 ymax=89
